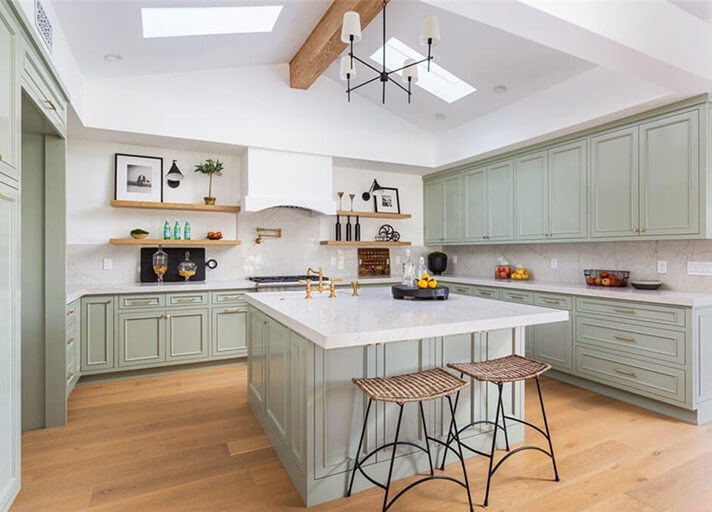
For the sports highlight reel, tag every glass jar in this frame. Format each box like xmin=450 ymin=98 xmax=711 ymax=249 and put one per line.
xmin=152 ymin=248 xmax=168 ymax=283
xmin=177 ymin=251 xmax=197 ymax=281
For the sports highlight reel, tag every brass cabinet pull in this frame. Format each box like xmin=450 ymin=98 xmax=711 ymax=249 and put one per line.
xmin=131 ymin=299 xmax=152 ymax=304
xmin=632 ymin=227 xmax=639 ymax=233
xmin=640 ymin=227 xmax=646 ymax=232
xmin=66 ymin=372 xmax=74 ymax=381
xmin=221 ymin=295 xmax=242 ymax=300
xmin=176 ymin=297 xmax=198 ymax=303
xmin=614 ymin=368 xmax=636 ymax=377
xmin=614 ymin=334 xmax=636 ymax=342
xmin=66 ymin=309 xmax=74 ymax=316
xmin=543 ymin=299 xmax=560 ymax=305
xmin=66 ymin=337 xmax=74 ymax=345
xmin=613 ymin=307 xmax=635 ymax=313
xmin=223 ymin=308 xmax=242 ymax=314
xmin=104 ymin=299 xmax=112 ymax=304
xmin=263 ymin=320 xmax=268 ymax=325
xmin=44 ymin=99 xmax=57 ymax=111
xmin=0 ymin=153 xmax=3 ymax=162
xmin=509 ymin=294 xmax=525 ymax=300
xmin=479 ymin=291 xmax=493 ymax=296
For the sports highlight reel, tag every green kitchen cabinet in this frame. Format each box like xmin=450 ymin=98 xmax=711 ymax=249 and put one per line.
xmin=166 ymin=308 xmax=209 ymax=361
xmin=443 ymin=174 xmax=461 ymax=242
xmin=212 ymin=305 xmax=248 ymax=358
xmin=117 ymin=310 xmax=165 ymax=368
xmin=248 ymin=307 xmax=267 ymax=412
xmin=515 ymin=151 xmax=548 ymax=240
xmin=462 ymin=167 xmax=486 ymax=241
xmin=548 ymin=140 xmax=587 ymax=239
xmin=531 ymin=293 xmax=573 ymax=372
xmin=81 ymin=296 xmax=115 ymax=372
xmin=424 ymin=178 xmax=444 ymax=244
xmin=486 ymin=160 xmax=514 ymax=240
xmin=589 ymin=127 xmax=639 ymax=238
xmin=0 ymin=2 xmax=19 ymax=182
xmin=639 ymin=110 xmax=699 ymax=236
xmin=265 ymin=317 xmax=290 ymax=444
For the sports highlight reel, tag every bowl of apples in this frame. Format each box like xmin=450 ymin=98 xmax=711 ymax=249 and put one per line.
xmin=584 ymin=269 xmax=630 ymax=287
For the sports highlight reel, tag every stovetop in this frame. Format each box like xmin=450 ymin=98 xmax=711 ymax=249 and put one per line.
xmin=249 ymin=275 xmax=328 ymax=284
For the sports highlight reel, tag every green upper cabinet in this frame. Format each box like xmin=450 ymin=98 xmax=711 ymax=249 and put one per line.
xmin=486 ymin=160 xmax=514 ymax=240
xmin=515 ymin=151 xmax=548 ymax=240
xmin=0 ymin=2 xmax=19 ymax=181
xmin=462 ymin=167 xmax=486 ymax=241
xmin=639 ymin=110 xmax=699 ymax=237
xmin=549 ymin=139 xmax=587 ymax=239
xmin=443 ymin=174 xmax=461 ymax=242
xmin=423 ymin=179 xmax=444 ymax=244
xmin=589 ymin=127 xmax=639 ymax=238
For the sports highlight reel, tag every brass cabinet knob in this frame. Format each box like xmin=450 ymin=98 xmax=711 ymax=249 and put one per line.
xmin=0 ymin=153 xmax=3 ymax=161
xmin=66 ymin=337 xmax=74 ymax=345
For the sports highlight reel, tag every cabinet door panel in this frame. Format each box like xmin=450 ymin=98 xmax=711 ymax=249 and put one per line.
xmin=212 ymin=306 xmax=247 ymax=358
xmin=118 ymin=311 xmax=165 ymax=367
xmin=639 ymin=110 xmax=699 ymax=236
xmin=515 ymin=151 xmax=548 ymax=240
xmin=443 ymin=175 xmax=461 ymax=242
xmin=81 ymin=296 xmax=115 ymax=371
xmin=463 ymin=168 xmax=486 ymax=241
xmin=590 ymin=127 xmax=639 ymax=237
xmin=549 ymin=140 xmax=587 ymax=239
xmin=487 ymin=160 xmax=514 ymax=240
xmin=0 ymin=4 xmax=18 ymax=180
xmin=248 ymin=308 xmax=266 ymax=409
xmin=167 ymin=308 xmax=208 ymax=361
xmin=533 ymin=319 xmax=573 ymax=372
xmin=424 ymin=179 xmax=444 ymax=244
xmin=266 ymin=319 xmax=290 ymax=444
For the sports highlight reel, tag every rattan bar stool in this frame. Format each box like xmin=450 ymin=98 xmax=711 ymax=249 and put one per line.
xmin=347 ymin=367 xmax=474 ymax=512
xmin=440 ymin=355 xmax=560 ymax=507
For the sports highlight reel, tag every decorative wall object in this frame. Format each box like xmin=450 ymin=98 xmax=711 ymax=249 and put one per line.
xmin=376 ymin=224 xmax=400 ymax=241
xmin=115 ymin=153 xmax=163 ymax=203
xmin=194 ymin=158 xmax=224 ymax=205
xmin=166 ymin=160 xmax=184 ymax=188
xmin=358 ymin=248 xmax=390 ymax=276
xmin=374 ymin=187 xmax=400 ymax=214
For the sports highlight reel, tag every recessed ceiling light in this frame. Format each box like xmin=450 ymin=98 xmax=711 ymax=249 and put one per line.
xmin=434 ymin=113 xmax=447 ymax=120
xmin=104 ymin=53 xmax=123 ymax=62
xmin=369 ymin=38 xmax=476 ymax=104
xmin=141 ymin=6 xmax=283 ymax=38
xmin=493 ymin=84 xmax=508 ymax=94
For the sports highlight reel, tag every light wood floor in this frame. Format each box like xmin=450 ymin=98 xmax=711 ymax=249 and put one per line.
xmin=12 ymin=365 xmax=712 ymax=511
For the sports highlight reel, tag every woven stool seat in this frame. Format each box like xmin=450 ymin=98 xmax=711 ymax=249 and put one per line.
xmin=449 ymin=355 xmax=550 ymax=383
xmin=353 ymin=367 xmax=467 ymax=404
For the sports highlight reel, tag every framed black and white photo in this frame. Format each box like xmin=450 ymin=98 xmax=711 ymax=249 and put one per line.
xmin=374 ymin=187 xmax=400 ymax=214
xmin=115 ymin=153 xmax=163 ymax=203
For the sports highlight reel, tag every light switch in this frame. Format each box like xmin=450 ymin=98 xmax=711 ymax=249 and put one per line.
xmin=550 ymin=258 xmax=558 ymax=269
xmin=657 ymin=260 xmax=668 ymax=274
xmin=688 ymin=261 xmax=712 ymax=276
xmin=452 ymin=255 xmax=458 ymax=264
xmin=103 ymin=258 xmax=112 ymax=270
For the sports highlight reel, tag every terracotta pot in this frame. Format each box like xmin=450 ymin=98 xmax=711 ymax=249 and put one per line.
xmin=204 ymin=197 xmax=216 ymax=205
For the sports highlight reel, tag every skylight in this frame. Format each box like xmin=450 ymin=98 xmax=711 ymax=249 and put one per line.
xmin=141 ymin=6 xmax=283 ymax=39
xmin=369 ymin=38 xmax=476 ymax=104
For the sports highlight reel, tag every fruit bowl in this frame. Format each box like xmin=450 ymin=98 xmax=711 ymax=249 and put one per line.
xmin=494 ymin=265 xmax=513 ymax=280
xmin=130 ymin=229 xmax=149 ymax=240
xmin=584 ymin=269 xmax=630 ymax=287
xmin=206 ymin=231 xmax=223 ymax=240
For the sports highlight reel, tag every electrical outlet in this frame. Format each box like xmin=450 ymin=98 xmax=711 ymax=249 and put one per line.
xmin=550 ymin=258 xmax=558 ymax=270
xmin=657 ymin=260 xmax=668 ymax=274
xmin=103 ymin=258 xmax=112 ymax=270
xmin=452 ymin=255 xmax=458 ymax=264
xmin=688 ymin=261 xmax=712 ymax=276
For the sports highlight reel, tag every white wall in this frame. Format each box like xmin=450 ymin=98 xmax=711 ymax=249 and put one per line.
xmin=66 ymin=138 xmax=427 ymax=285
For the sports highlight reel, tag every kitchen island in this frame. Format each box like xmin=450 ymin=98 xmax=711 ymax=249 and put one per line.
xmin=244 ymin=287 xmax=568 ymax=506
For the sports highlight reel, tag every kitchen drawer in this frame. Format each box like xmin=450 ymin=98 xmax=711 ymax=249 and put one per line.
xmin=472 ymin=286 xmax=501 ymax=299
xmin=576 ymin=316 xmax=686 ymax=365
xmin=575 ymin=346 xmax=686 ymax=405
xmin=575 ymin=297 xmax=685 ymax=328
xmin=21 ymin=43 xmax=67 ymax=135
xmin=535 ymin=292 xmax=573 ymax=310
xmin=119 ymin=294 xmax=164 ymax=310
xmin=448 ymin=284 xmax=473 ymax=296
xmin=212 ymin=290 xmax=248 ymax=305
xmin=501 ymin=289 xmax=534 ymax=304
xmin=167 ymin=292 xmax=209 ymax=307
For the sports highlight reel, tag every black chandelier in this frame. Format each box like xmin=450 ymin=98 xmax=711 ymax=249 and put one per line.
xmin=339 ymin=1 xmax=440 ymax=104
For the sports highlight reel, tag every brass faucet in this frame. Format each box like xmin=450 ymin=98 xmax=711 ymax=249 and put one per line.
xmin=298 ymin=279 xmax=314 ymax=300
xmin=306 ymin=267 xmax=326 ymax=293
xmin=328 ymin=278 xmax=343 ymax=298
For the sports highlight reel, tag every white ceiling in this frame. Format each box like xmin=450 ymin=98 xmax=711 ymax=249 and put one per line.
xmin=671 ymin=0 xmax=712 ymax=20
xmin=323 ymin=0 xmax=593 ymax=131
xmin=53 ymin=0 xmax=331 ymax=79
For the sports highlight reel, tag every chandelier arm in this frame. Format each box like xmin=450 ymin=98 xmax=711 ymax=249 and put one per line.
xmin=387 ymin=76 xmax=411 ymax=95
xmin=350 ymin=53 xmax=381 ymax=74
xmin=347 ymin=74 xmax=382 ymax=93
xmin=386 ymin=56 xmax=432 ymax=76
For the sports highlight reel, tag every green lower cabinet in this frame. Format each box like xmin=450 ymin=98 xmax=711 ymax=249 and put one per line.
xmin=248 ymin=307 xmax=267 ymax=411
xmin=81 ymin=296 xmax=115 ymax=372
xmin=117 ymin=310 xmax=165 ymax=368
xmin=166 ymin=308 xmax=209 ymax=361
xmin=265 ymin=318 xmax=290 ymax=445
xmin=532 ymin=319 xmax=573 ymax=372
xmin=212 ymin=306 xmax=247 ymax=358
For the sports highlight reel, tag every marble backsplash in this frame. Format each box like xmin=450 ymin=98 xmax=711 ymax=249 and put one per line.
xmin=444 ymin=239 xmax=712 ymax=292
xmin=67 ymin=207 xmax=430 ymax=286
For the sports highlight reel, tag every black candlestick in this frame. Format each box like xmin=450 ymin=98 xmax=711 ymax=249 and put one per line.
xmin=346 ymin=215 xmax=352 ymax=241
xmin=335 ymin=215 xmax=342 ymax=241
xmin=355 ymin=216 xmax=361 ymax=241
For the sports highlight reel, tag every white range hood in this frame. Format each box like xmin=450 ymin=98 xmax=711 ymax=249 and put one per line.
xmin=241 ymin=147 xmax=337 ymax=214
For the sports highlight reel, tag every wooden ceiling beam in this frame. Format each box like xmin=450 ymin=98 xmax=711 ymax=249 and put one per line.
xmin=289 ymin=0 xmax=389 ymax=90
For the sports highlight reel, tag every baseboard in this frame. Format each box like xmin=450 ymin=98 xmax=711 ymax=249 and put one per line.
xmin=77 ymin=358 xmax=245 ymax=385
xmin=0 ymin=477 xmax=20 ymax=512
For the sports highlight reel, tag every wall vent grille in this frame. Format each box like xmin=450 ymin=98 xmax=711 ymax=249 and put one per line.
xmin=34 ymin=0 xmax=53 ymax=53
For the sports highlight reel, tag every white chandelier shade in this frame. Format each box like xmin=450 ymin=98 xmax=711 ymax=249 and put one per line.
xmin=341 ymin=11 xmax=362 ymax=43
xmin=401 ymin=59 xmax=419 ymax=83
xmin=339 ymin=55 xmax=357 ymax=80
xmin=421 ymin=15 xmax=440 ymax=46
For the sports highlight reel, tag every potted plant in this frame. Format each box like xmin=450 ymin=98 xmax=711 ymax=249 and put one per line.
xmin=194 ymin=158 xmax=224 ymax=205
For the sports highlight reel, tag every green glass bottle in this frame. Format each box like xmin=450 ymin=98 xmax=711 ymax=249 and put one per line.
xmin=163 ymin=220 xmax=171 ymax=240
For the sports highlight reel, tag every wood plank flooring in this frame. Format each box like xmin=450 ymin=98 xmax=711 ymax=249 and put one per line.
xmin=12 ymin=366 xmax=712 ymax=511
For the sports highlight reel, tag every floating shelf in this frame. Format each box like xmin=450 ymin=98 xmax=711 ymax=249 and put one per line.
xmin=335 ymin=210 xmax=411 ymax=220
xmin=110 ymin=238 xmax=241 ymax=246
xmin=110 ymin=199 xmax=240 ymax=213
xmin=320 ymin=241 xmax=411 ymax=247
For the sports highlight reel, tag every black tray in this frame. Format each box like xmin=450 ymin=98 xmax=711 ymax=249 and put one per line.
xmin=392 ymin=285 xmax=449 ymax=300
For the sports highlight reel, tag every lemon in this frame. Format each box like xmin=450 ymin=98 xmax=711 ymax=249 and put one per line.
xmin=417 ymin=279 xmax=428 ymax=289
xmin=428 ymin=280 xmax=437 ymax=288
xmin=421 ymin=273 xmax=430 ymax=280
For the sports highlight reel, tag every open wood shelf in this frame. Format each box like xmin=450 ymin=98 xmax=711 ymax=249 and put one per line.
xmin=109 ymin=238 xmax=241 ymax=246
xmin=110 ymin=199 xmax=241 ymax=213
xmin=319 ymin=241 xmax=411 ymax=247
xmin=336 ymin=210 xmax=411 ymax=220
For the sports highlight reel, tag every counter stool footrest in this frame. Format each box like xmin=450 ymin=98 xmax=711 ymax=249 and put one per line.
xmin=490 ymin=445 xmax=553 ymax=476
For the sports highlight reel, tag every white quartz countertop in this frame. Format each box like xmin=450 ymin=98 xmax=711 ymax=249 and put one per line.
xmin=437 ymin=275 xmax=712 ymax=308
xmin=244 ymin=287 xmax=569 ymax=349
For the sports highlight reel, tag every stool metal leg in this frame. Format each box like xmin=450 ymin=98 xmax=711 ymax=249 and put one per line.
xmin=347 ymin=398 xmax=373 ymax=498
xmin=484 ymin=382 xmax=503 ymax=508
xmin=382 ymin=404 xmax=405 ymax=512
xmin=447 ymin=395 xmax=474 ymax=512
xmin=439 ymin=388 xmax=461 ymax=470
xmin=418 ymin=402 xmax=435 ymax=476
xmin=536 ymin=377 xmax=560 ymax=482
xmin=497 ymin=386 xmax=510 ymax=451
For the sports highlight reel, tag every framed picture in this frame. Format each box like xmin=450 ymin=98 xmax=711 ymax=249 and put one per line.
xmin=374 ymin=187 xmax=400 ymax=214
xmin=115 ymin=153 xmax=163 ymax=203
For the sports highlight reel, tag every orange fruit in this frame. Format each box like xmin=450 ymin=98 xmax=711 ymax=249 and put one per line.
xmin=417 ymin=279 xmax=428 ymax=289
xmin=428 ymin=280 xmax=437 ymax=289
